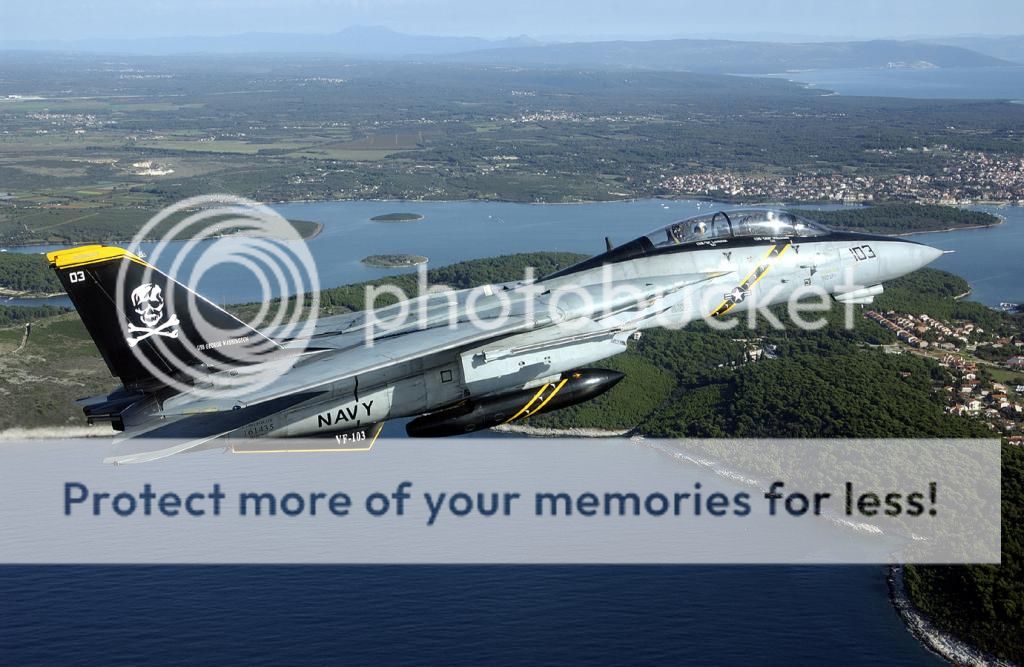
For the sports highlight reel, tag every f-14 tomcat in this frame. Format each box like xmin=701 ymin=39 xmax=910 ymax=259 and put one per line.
xmin=49 ymin=208 xmax=943 ymax=463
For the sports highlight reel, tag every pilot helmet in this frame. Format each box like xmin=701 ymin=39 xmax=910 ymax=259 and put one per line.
xmin=693 ymin=221 xmax=707 ymax=235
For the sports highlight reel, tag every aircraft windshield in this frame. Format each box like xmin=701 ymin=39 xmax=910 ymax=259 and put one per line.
xmin=646 ymin=209 xmax=829 ymax=247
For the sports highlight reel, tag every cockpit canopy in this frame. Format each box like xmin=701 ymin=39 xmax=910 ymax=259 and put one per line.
xmin=646 ymin=209 xmax=830 ymax=248
xmin=541 ymin=208 xmax=833 ymax=280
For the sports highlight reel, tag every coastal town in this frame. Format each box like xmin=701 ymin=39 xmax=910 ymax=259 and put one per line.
xmin=660 ymin=148 xmax=1024 ymax=205
xmin=864 ymin=309 xmax=1024 ymax=441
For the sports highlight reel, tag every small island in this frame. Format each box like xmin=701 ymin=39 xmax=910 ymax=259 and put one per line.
xmin=370 ymin=212 xmax=424 ymax=222
xmin=361 ymin=254 xmax=429 ymax=268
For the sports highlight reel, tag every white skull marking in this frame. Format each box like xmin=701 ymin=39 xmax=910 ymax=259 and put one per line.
xmin=131 ymin=283 xmax=165 ymax=327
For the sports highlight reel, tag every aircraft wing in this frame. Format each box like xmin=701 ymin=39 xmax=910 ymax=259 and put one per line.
xmin=166 ymin=269 xmax=728 ymax=414
xmin=271 ymin=270 xmax=731 ymax=345
xmin=161 ymin=312 xmax=549 ymax=414
xmin=108 ymin=270 xmax=726 ymax=463
xmin=105 ymin=313 xmax=544 ymax=463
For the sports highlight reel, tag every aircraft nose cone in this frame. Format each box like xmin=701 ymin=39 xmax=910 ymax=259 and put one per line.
xmin=916 ymin=243 xmax=944 ymax=269
xmin=895 ymin=241 xmax=944 ymax=273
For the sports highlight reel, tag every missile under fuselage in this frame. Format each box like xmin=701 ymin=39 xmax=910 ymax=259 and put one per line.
xmin=406 ymin=368 xmax=624 ymax=437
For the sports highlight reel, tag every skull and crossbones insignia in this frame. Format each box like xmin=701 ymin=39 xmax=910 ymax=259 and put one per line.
xmin=125 ymin=283 xmax=179 ymax=348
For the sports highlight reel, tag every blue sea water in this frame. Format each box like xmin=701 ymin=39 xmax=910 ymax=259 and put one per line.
xmin=0 ymin=566 xmax=938 ymax=664
xmin=906 ymin=205 xmax=1024 ymax=306
xmin=766 ymin=66 xmax=1024 ymax=100
xmin=5 ymin=199 xmax=1023 ymax=308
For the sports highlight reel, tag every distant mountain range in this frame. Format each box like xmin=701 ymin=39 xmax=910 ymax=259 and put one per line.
xmin=439 ymin=38 xmax=1013 ymax=73
xmin=2 ymin=26 xmax=1018 ymax=73
xmin=924 ymin=35 xmax=1024 ymax=64
xmin=2 ymin=26 xmax=539 ymax=57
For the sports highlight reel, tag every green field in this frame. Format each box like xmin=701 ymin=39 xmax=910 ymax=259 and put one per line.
xmin=0 ymin=205 xmax=321 ymax=246
xmin=0 ymin=312 xmax=111 ymax=429
xmin=1 ymin=53 xmax=1023 ymax=225
xmin=988 ymin=366 xmax=1024 ymax=388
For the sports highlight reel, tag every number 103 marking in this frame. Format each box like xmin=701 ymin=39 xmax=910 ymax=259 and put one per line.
xmin=849 ymin=245 xmax=876 ymax=261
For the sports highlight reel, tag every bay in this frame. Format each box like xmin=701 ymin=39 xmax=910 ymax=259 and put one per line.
xmin=764 ymin=65 xmax=1024 ymax=100
xmin=5 ymin=199 xmax=1020 ymax=308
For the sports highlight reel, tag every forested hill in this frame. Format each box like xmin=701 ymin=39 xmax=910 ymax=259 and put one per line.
xmin=906 ymin=445 xmax=1024 ymax=665
xmin=527 ymin=267 xmax=1002 ymax=438
xmin=0 ymin=253 xmax=63 ymax=295
xmin=805 ymin=203 xmax=1000 ymax=234
xmin=0 ymin=303 xmax=67 ymax=327
xmin=518 ymin=260 xmax=1021 ymax=663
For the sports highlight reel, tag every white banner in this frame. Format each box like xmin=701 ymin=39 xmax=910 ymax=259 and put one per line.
xmin=0 ymin=438 xmax=1001 ymax=564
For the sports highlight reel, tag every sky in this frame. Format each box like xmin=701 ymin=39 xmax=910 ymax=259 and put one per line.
xmin=1 ymin=0 xmax=1022 ymax=43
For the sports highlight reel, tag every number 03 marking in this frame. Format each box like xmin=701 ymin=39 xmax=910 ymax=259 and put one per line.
xmin=68 ymin=270 xmax=86 ymax=283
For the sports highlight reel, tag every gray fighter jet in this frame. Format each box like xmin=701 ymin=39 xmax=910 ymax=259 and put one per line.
xmin=49 ymin=208 xmax=943 ymax=462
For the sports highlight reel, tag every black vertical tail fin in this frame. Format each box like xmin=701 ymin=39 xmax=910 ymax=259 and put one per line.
xmin=48 ymin=245 xmax=277 ymax=390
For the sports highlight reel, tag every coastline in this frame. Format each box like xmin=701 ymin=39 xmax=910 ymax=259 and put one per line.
xmin=888 ymin=565 xmax=1012 ymax=667
xmin=3 ymin=199 xmax=1012 ymax=250
xmin=304 ymin=220 xmax=324 ymax=240
xmin=498 ymin=425 xmax=1009 ymax=663
xmin=895 ymin=215 xmax=1006 ymax=237
xmin=491 ymin=424 xmax=632 ymax=437
xmin=370 ymin=213 xmax=425 ymax=222
xmin=0 ymin=219 xmax=324 ymax=300
xmin=0 ymin=217 xmax=323 ymax=250
xmin=497 ymin=428 xmax=910 ymax=535
xmin=0 ymin=286 xmax=64 ymax=299
xmin=0 ymin=425 xmax=116 ymax=440
xmin=361 ymin=254 xmax=429 ymax=268
xmin=273 ymin=196 xmax=1014 ymax=235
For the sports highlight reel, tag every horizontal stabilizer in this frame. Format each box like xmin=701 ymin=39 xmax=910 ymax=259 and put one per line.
xmin=105 ymin=392 xmax=324 ymax=464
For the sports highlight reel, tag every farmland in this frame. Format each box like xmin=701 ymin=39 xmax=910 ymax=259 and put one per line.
xmin=3 ymin=53 xmax=1024 ymax=245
